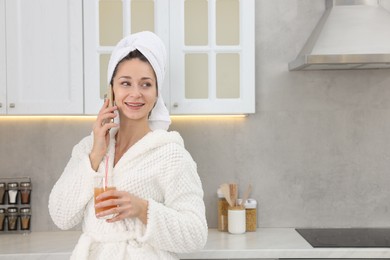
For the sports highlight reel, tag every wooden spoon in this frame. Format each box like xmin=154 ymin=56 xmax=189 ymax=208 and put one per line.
xmin=240 ymin=184 xmax=252 ymax=207
xmin=220 ymin=183 xmax=233 ymax=207
xmin=229 ymin=183 xmax=238 ymax=207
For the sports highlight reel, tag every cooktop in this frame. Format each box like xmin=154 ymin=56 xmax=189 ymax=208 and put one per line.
xmin=296 ymin=228 xmax=390 ymax=247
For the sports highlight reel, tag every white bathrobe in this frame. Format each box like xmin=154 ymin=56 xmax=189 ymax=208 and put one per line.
xmin=48 ymin=129 xmax=208 ymax=259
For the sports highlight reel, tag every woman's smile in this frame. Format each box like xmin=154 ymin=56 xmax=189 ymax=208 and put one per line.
xmin=125 ymin=101 xmax=145 ymax=109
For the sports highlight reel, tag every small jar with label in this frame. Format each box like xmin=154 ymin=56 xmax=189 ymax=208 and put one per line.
xmin=7 ymin=182 xmax=19 ymax=204
xmin=217 ymin=189 xmax=229 ymax=232
xmin=20 ymin=182 xmax=32 ymax=204
xmin=7 ymin=207 xmax=18 ymax=231
xmin=20 ymin=207 xmax=31 ymax=232
xmin=244 ymin=199 xmax=257 ymax=232
xmin=0 ymin=208 xmax=5 ymax=231
xmin=0 ymin=183 xmax=5 ymax=204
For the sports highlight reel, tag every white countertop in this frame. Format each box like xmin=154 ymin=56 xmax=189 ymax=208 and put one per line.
xmin=1 ymin=228 xmax=390 ymax=259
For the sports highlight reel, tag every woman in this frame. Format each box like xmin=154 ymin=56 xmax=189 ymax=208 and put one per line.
xmin=49 ymin=31 xmax=208 ymax=259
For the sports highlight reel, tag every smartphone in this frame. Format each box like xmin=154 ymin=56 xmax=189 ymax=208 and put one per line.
xmin=106 ymin=84 xmax=114 ymax=108
xmin=103 ymin=85 xmax=114 ymax=124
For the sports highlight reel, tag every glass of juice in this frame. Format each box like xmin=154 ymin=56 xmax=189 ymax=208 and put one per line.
xmin=94 ymin=175 xmax=117 ymax=219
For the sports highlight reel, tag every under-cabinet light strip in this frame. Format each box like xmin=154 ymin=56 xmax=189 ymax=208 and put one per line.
xmin=0 ymin=115 xmax=247 ymax=120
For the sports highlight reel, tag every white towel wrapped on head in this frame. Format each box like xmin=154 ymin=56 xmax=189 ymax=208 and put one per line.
xmin=107 ymin=31 xmax=171 ymax=131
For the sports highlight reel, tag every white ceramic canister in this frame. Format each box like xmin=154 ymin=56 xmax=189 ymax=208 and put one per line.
xmin=228 ymin=207 xmax=246 ymax=234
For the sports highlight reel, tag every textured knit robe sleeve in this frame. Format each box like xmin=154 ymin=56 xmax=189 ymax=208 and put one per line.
xmin=137 ymin=144 xmax=208 ymax=253
xmin=48 ymin=136 xmax=98 ymax=230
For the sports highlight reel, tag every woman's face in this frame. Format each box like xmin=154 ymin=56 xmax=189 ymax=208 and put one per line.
xmin=112 ymin=58 xmax=157 ymax=123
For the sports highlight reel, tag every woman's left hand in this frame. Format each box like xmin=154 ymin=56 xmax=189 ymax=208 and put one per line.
xmin=95 ymin=190 xmax=149 ymax=224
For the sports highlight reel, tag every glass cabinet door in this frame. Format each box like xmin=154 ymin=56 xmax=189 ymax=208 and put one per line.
xmin=84 ymin=0 xmax=169 ymax=114
xmin=170 ymin=0 xmax=255 ymax=115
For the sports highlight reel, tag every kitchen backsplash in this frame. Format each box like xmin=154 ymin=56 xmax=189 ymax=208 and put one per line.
xmin=2 ymin=0 xmax=390 ymax=231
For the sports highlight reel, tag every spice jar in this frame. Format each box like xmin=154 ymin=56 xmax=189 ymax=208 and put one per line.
xmin=20 ymin=182 xmax=32 ymax=204
xmin=0 ymin=183 xmax=5 ymax=204
xmin=217 ymin=188 xmax=229 ymax=232
xmin=20 ymin=207 xmax=31 ymax=231
xmin=244 ymin=199 xmax=257 ymax=232
xmin=7 ymin=182 xmax=19 ymax=204
xmin=7 ymin=207 xmax=18 ymax=231
xmin=0 ymin=208 xmax=5 ymax=231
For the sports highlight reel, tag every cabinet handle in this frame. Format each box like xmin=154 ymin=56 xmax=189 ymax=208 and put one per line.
xmin=9 ymin=103 xmax=15 ymax=108
xmin=173 ymin=102 xmax=178 ymax=108
xmin=0 ymin=103 xmax=2 ymax=108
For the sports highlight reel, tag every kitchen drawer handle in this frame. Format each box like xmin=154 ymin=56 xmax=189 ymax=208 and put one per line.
xmin=9 ymin=103 xmax=15 ymax=108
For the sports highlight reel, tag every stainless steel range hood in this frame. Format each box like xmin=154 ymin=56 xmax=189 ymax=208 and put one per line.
xmin=289 ymin=0 xmax=390 ymax=71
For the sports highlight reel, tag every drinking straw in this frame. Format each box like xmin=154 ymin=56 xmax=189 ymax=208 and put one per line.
xmin=104 ymin=155 xmax=109 ymax=190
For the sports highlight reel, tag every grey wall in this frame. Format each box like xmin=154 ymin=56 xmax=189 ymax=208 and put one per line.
xmin=2 ymin=0 xmax=390 ymax=231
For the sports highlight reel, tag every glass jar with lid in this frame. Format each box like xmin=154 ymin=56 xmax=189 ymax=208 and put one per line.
xmin=244 ymin=198 xmax=257 ymax=232
xmin=7 ymin=207 xmax=18 ymax=231
xmin=20 ymin=182 xmax=32 ymax=204
xmin=20 ymin=207 xmax=31 ymax=232
xmin=0 ymin=183 xmax=5 ymax=204
xmin=0 ymin=208 xmax=5 ymax=231
xmin=7 ymin=182 xmax=19 ymax=204
xmin=217 ymin=188 xmax=229 ymax=232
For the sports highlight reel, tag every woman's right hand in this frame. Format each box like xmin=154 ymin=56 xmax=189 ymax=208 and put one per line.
xmin=89 ymin=99 xmax=118 ymax=171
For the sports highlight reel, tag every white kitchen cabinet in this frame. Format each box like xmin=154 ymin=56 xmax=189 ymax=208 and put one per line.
xmin=83 ymin=0 xmax=255 ymax=115
xmin=0 ymin=0 xmax=5 ymax=114
xmin=3 ymin=0 xmax=83 ymax=115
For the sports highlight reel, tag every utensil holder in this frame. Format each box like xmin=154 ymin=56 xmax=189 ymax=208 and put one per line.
xmin=228 ymin=207 xmax=246 ymax=234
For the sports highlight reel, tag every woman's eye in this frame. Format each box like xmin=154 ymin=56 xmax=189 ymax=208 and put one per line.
xmin=141 ymin=82 xmax=152 ymax=88
xmin=121 ymin=82 xmax=130 ymax=87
